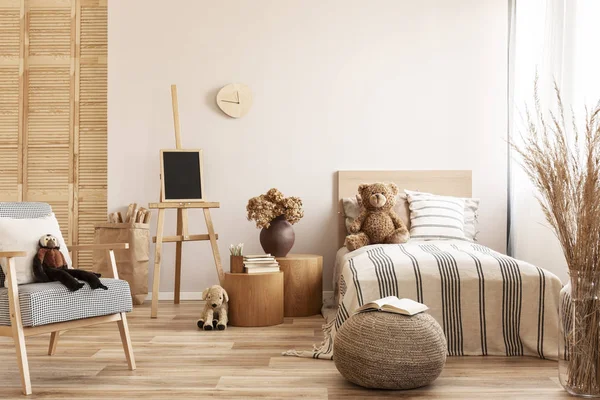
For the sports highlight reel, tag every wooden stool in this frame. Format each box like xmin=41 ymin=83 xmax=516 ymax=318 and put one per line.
xmin=223 ymin=272 xmax=284 ymax=327
xmin=276 ymin=254 xmax=323 ymax=317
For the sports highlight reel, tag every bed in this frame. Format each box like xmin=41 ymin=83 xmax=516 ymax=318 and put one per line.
xmin=285 ymin=171 xmax=562 ymax=360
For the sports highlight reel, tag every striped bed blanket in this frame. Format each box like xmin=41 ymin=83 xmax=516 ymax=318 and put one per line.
xmin=285 ymin=240 xmax=563 ymax=360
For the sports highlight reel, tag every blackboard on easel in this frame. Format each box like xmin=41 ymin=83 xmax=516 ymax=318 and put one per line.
xmin=160 ymin=149 xmax=204 ymax=202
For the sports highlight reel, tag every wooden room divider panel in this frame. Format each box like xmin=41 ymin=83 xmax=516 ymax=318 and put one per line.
xmin=0 ymin=0 xmax=107 ymax=269
xmin=0 ymin=3 xmax=21 ymax=203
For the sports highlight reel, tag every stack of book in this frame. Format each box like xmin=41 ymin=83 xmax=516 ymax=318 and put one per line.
xmin=243 ymin=254 xmax=280 ymax=274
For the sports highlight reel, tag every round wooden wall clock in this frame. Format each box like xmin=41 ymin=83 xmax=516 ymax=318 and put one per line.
xmin=216 ymin=83 xmax=252 ymax=118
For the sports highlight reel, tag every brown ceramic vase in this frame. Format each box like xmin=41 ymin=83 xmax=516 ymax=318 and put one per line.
xmin=259 ymin=215 xmax=295 ymax=257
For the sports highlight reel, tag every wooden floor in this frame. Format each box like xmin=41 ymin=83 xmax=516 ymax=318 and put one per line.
xmin=0 ymin=302 xmax=568 ymax=399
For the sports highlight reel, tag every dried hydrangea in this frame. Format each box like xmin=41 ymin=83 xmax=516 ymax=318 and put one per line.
xmin=246 ymin=189 xmax=304 ymax=229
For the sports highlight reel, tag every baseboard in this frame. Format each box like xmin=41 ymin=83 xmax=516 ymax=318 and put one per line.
xmin=147 ymin=290 xmax=335 ymax=302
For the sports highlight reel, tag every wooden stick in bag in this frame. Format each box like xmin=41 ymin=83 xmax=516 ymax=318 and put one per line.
xmin=137 ymin=208 xmax=148 ymax=223
xmin=125 ymin=203 xmax=137 ymax=223
xmin=131 ymin=208 xmax=139 ymax=225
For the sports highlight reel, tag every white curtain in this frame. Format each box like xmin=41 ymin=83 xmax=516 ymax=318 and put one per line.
xmin=508 ymin=0 xmax=600 ymax=283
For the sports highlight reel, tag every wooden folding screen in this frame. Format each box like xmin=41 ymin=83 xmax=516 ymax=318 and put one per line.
xmin=0 ymin=0 xmax=107 ymax=269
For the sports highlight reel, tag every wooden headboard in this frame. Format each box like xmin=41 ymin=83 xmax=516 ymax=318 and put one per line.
xmin=337 ymin=170 xmax=472 ymax=247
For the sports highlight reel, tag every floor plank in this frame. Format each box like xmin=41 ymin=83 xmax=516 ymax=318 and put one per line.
xmin=0 ymin=301 xmax=569 ymax=399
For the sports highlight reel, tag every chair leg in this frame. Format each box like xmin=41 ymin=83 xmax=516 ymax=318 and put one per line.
xmin=117 ymin=313 xmax=136 ymax=370
xmin=12 ymin=330 xmax=31 ymax=395
xmin=6 ymin=257 xmax=32 ymax=395
xmin=48 ymin=331 xmax=60 ymax=356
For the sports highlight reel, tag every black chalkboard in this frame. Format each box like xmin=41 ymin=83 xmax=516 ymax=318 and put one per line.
xmin=161 ymin=150 xmax=203 ymax=201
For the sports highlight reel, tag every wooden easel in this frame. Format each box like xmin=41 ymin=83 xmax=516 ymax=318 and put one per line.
xmin=148 ymin=85 xmax=224 ymax=319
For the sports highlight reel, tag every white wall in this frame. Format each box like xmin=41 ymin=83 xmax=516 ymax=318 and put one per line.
xmin=108 ymin=0 xmax=508 ymax=293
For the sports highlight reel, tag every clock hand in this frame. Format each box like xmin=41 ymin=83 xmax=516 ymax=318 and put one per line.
xmin=236 ymin=91 xmax=240 ymax=103
xmin=221 ymin=99 xmax=240 ymax=104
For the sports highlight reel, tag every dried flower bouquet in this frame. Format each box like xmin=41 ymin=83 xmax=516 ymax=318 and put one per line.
xmin=246 ymin=188 xmax=304 ymax=229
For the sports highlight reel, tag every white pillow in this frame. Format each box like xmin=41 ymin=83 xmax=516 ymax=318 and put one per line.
xmin=405 ymin=191 xmax=467 ymax=241
xmin=0 ymin=213 xmax=72 ymax=286
xmin=405 ymin=190 xmax=480 ymax=241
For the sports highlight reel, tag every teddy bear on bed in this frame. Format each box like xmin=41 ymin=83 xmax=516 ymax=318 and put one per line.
xmin=197 ymin=285 xmax=229 ymax=330
xmin=345 ymin=182 xmax=410 ymax=251
xmin=33 ymin=234 xmax=108 ymax=292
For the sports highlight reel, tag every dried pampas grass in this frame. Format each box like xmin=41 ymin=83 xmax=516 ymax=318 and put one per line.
xmin=512 ymin=77 xmax=600 ymax=395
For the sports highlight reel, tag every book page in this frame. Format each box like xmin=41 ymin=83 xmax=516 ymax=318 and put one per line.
xmin=364 ymin=296 xmax=428 ymax=315
xmin=371 ymin=296 xmax=400 ymax=308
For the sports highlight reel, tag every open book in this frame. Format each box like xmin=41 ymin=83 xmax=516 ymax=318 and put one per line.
xmin=355 ymin=296 xmax=428 ymax=316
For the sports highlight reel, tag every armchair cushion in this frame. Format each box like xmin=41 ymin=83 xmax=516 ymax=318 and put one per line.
xmin=0 ymin=213 xmax=72 ymax=286
xmin=0 ymin=278 xmax=132 ymax=327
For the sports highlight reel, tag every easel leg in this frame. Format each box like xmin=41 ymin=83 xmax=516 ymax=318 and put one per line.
xmin=174 ymin=208 xmax=186 ymax=304
xmin=151 ymin=209 xmax=166 ymax=318
xmin=203 ymin=209 xmax=224 ymax=285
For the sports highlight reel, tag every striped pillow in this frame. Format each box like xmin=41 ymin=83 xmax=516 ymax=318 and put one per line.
xmin=406 ymin=190 xmax=479 ymax=241
xmin=406 ymin=191 xmax=466 ymax=241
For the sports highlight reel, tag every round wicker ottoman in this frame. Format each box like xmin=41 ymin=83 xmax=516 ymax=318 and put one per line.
xmin=334 ymin=312 xmax=447 ymax=390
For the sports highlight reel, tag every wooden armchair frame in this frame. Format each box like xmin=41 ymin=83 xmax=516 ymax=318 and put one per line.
xmin=0 ymin=243 xmax=136 ymax=395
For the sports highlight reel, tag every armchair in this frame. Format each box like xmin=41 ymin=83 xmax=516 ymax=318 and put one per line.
xmin=0 ymin=203 xmax=136 ymax=395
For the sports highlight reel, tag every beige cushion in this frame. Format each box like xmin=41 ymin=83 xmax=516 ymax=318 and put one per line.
xmin=342 ymin=194 xmax=410 ymax=234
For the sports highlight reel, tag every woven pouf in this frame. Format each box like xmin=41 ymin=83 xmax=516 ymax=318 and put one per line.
xmin=334 ymin=312 xmax=447 ymax=390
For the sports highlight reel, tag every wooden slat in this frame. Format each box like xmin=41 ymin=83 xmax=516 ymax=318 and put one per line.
xmin=0 ymin=5 xmax=20 ymax=202
xmin=152 ymin=234 xmax=219 ymax=243
xmin=68 ymin=0 xmax=76 ymax=250
xmin=76 ymin=1 xmax=106 ymax=270
xmin=18 ymin=0 xmax=24 ymax=201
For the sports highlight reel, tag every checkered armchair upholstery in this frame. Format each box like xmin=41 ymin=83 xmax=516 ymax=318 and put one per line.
xmin=0 ymin=202 xmax=133 ymax=327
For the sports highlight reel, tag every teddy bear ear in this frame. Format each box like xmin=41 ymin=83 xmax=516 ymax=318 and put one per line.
xmin=201 ymin=290 xmax=208 ymax=301
xmin=358 ymin=184 xmax=369 ymax=193
xmin=355 ymin=193 xmax=362 ymax=206
xmin=388 ymin=183 xmax=399 ymax=195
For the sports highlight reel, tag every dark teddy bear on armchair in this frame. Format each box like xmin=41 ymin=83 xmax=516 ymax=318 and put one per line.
xmin=345 ymin=182 xmax=410 ymax=251
xmin=33 ymin=234 xmax=108 ymax=292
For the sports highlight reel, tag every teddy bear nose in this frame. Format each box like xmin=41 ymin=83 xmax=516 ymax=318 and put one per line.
xmin=212 ymin=303 xmax=217 ymax=308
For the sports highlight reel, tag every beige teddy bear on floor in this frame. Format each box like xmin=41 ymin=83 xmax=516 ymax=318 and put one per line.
xmin=345 ymin=182 xmax=410 ymax=251
xmin=196 ymin=285 xmax=229 ymax=330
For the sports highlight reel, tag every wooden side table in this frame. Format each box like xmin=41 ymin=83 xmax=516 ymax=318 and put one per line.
xmin=223 ymin=272 xmax=284 ymax=327
xmin=276 ymin=254 xmax=323 ymax=317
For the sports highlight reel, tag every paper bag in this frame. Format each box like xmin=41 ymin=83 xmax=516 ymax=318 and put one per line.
xmin=93 ymin=222 xmax=150 ymax=305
